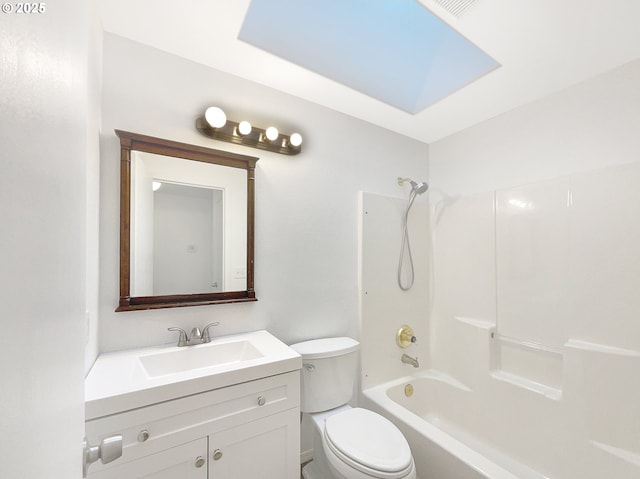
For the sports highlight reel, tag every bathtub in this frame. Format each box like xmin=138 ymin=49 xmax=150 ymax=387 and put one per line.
xmin=361 ymin=371 xmax=547 ymax=479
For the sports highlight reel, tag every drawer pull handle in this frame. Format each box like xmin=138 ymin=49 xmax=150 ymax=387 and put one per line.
xmin=257 ymin=395 xmax=266 ymax=406
xmin=137 ymin=429 xmax=150 ymax=442
xmin=195 ymin=456 xmax=205 ymax=468
xmin=213 ymin=449 xmax=223 ymax=461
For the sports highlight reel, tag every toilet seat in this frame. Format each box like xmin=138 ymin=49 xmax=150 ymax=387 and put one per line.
xmin=323 ymin=408 xmax=414 ymax=479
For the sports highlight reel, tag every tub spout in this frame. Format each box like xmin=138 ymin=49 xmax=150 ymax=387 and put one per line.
xmin=401 ymin=353 xmax=419 ymax=368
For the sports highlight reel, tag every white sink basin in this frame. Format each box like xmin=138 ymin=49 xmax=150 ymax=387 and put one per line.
xmin=85 ymin=330 xmax=301 ymax=420
xmin=138 ymin=340 xmax=264 ymax=378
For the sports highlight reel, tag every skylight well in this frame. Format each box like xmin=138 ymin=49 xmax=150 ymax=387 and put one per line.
xmin=239 ymin=0 xmax=499 ymax=114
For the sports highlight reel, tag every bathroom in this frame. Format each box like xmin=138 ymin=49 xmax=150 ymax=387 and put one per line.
xmin=2 ymin=0 xmax=640 ymax=478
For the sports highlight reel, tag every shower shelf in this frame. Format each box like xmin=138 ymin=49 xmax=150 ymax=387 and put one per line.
xmin=490 ymin=370 xmax=562 ymax=400
xmin=490 ymin=332 xmax=563 ymax=357
xmin=490 ymin=330 xmax=563 ymax=399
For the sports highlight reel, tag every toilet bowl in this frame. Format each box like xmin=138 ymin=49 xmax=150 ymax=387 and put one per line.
xmin=321 ymin=407 xmax=415 ymax=479
xmin=290 ymin=338 xmax=416 ymax=479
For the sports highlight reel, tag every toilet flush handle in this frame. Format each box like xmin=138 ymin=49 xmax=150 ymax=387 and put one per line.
xmin=303 ymin=364 xmax=315 ymax=371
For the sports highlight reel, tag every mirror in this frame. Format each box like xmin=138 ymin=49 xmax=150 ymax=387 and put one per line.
xmin=116 ymin=130 xmax=258 ymax=311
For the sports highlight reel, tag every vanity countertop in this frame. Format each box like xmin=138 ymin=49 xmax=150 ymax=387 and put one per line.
xmin=85 ymin=329 xmax=301 ymax=420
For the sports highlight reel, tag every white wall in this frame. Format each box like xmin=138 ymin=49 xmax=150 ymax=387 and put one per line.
xmin=428 ymin=60 xmax=640 ymax=478
xmin=430 ymin=59 xmax=640 ymax=197
xmin=0 ymin=1 xmax=100 ymax=477
xmin=98 ymin=33 xmax=429 ymax=353
xmin=152 ymin=184 xmax=214 ymax=294
xmin=85 ymin=0 xmax=103 ymax=374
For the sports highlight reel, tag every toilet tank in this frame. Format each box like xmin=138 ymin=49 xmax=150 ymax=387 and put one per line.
xmin=290 ymin=337 xmax=360 ymax=413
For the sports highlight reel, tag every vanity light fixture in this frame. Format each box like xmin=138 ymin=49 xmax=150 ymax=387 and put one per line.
xmin=288 ymin=132 xmax=303 ymax=148
xmin=196 ymin=106 xmax=302 ymax=155
xmin=237 ymin=120 xmax=252 ymax=136
xmin=264 ymin=126 xmax=279 ymax=142
xmin=204 ymin=106 xmax=227 ymax=128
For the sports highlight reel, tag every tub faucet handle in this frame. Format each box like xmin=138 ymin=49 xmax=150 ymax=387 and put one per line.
xmin=396 ymin=325 xmax=417 ymax=348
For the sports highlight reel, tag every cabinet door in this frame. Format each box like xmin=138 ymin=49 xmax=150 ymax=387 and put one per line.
xmin=89 ymin=438 xmax=208 ymax=479
xmin=209 ymin=409 xmax=299 ymax=479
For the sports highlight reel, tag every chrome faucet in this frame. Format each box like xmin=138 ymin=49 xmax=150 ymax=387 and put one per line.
xmin=401 ymin=353 xmax=419 ymax=368
xmin=168 ymin=322 xmax=220 ymax=347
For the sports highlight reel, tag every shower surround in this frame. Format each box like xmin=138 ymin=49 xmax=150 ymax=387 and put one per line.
xmin=359 ymin=160 xmax=640 ymax=478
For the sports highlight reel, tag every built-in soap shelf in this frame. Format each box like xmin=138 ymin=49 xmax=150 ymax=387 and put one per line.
xmin=453 ymin=316 xmax=640 ymax=404
xmin=488 ymin=333 xmax=640 ymax=400
xmin=489 ymin=329 xmax=564 ymax=400
xmin=491 ymin=331 xmax=563 ymax=356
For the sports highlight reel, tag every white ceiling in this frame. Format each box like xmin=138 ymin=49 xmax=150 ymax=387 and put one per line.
xmin=98 ymin=0 xmax=640 ymax=144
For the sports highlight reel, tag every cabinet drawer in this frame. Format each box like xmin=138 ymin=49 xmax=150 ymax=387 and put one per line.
xmin=85 ymin=371 xmax=299 ymax=466
xmin=88 ymin=438 xmax=208 ymax=479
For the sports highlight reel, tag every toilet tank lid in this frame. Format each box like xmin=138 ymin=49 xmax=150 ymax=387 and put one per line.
xmin=289 ymin=337 xmax=359 ymax=359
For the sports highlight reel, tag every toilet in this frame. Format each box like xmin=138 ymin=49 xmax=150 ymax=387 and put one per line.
xmin=290 ymin=337 xmax=416 ymax=479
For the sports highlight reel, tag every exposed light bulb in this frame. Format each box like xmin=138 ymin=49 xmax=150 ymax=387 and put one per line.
xmin=196 ymin=107 xmax=302 ymax=155
xmin=204 ymin=106 xmax=227 ymax=128
xmin=152 ymin=181 xmax=162 ymax=192
xmin=265 ymin=126 xmax=279 ymax=142
xmin=289 ymin=133 xmax=302 ymax=147
xmin=237 ymin=120 xmax=252 ymax=136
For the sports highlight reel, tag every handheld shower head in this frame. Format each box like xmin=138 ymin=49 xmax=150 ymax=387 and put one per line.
xmin=397 ymin=177 xmax=429 ymax=195
xmin=396 ymin=176 xmax=429 ymax=291
xmin=410 ymin=180 xmax=429 ymax=195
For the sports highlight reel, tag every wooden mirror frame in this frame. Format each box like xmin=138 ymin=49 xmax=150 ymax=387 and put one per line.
xmin=115 ymin=130 xmax=258 ymax=311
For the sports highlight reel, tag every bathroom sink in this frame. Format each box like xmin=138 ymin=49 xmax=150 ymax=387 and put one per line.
xmin=85 ymin=330 xmax=301 ymax=420
xmin=138 ymin=340 xmax=264 ymax=378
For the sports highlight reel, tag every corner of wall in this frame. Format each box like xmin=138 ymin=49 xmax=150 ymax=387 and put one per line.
xmin=85 ymin=0 xmax=104 ymax=375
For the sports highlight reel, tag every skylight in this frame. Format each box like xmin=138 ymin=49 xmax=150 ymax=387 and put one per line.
xmin=239 ymin=0 xmax=500 ymax=114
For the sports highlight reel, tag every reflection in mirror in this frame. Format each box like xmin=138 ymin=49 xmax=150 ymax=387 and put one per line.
xmin=130 ymin=152 xmax=247 ymax=296
xmin=116 ymin=130 xmax=258 ymax=311
xmin=151 ymin=182 xmax=223 ymax=295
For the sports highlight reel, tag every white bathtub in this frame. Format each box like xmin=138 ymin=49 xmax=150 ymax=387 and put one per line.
xmin=361 ymin=371 xmax=547 ymax=479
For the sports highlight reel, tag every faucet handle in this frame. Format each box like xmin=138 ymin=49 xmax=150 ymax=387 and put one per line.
xmin=168 ymin=327 xmax=188 ymax=347
xmin=201 ymin=322 xmax=220 ymax=343
xmin=396 ymin=325 xmax=417 ymax=348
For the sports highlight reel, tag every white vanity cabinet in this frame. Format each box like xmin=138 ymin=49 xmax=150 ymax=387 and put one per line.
xmin=209 ymin=409 xmax=298 ymax=478
xmin=85 ymin=371 xmax=300 ymax=479
xmin=89 ymin=438 xmax=208 ymax=479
